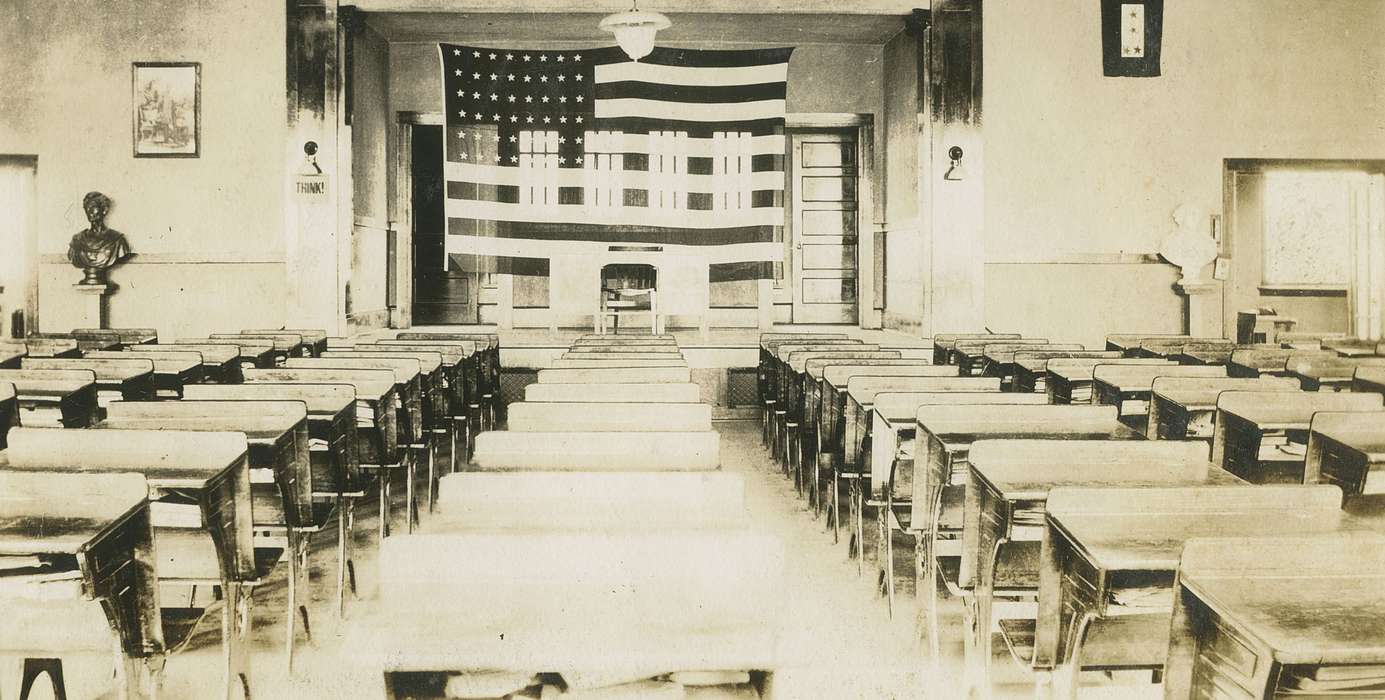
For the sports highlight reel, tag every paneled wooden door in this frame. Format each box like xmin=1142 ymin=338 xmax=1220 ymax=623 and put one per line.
xmin=790 ymin=131 xmax=859 ymax=324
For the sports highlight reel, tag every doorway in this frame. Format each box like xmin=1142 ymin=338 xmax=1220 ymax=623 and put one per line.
xmin=409 ymin=123 xmax=479 ymax=325
xmin=1224 ymin=160 xmax=1385 ymax=338
xmin=789 ymin=129 xmax=859 ymax=324
xmin=0 ymin=156 xmax=38 ymax=338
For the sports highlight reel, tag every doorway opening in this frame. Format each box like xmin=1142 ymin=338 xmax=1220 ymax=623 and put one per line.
xmin=0 ymin=155 xmax=38 ymax=338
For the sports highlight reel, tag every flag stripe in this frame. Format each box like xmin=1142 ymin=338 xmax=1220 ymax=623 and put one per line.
xmin=594 ymin=80 xmax=787 ymax=104
xmin=445 ymin=198 xmax=783 ymax=229
xmin=595 ymin=61 xmax=788 ymax=87
xmin=595 ymin=97 xmax=786 ymax=122
xmin=511 ymin=132 xmax=784 ymax=158
xmin=620 ymin=46 xmax=795 ymax=68
xmin=445 ymin=162 xmax=786 ymax=191
xmin=447 ymin=234 xmax=784 ymax=264
xmin=447 ymin=218 xmax=774 ymax=245
xmin=594 ymin=116 xmax=785 ymax=134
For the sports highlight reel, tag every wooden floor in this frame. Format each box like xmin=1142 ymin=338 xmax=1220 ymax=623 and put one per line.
xmin=50 ymin=420 xmax=1162 ymax=700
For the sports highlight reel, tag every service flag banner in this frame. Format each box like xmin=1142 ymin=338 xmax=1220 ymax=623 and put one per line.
xmin=439 ymin=43 xmax=793 ymax=266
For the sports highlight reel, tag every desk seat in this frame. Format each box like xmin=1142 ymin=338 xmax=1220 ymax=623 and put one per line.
xmin=473 ymin=431 xmax=719 ymax=471
xmin=506 ymin=401 xmax=712 ymax=432
xmin=524 ymin=382 xmax=701 ymax=403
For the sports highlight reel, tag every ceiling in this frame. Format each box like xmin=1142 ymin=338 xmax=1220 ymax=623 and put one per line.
xmin=365 ymin=12 xmax=908 ymax=45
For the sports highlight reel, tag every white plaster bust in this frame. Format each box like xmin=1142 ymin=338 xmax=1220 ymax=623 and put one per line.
xmin=1159 ymin=204 xmax=1218 ymax=284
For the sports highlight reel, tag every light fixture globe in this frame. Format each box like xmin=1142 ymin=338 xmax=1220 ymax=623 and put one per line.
xmin=599 ymin=7 xmax=670 ymax=61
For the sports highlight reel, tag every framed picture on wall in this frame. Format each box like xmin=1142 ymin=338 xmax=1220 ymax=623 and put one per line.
xmin=132 ymin=62 xmax=200 ymax=158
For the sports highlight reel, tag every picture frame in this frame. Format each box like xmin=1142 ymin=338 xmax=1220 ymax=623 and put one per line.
xmin=132 ymin=62 xmax=200 ymax=158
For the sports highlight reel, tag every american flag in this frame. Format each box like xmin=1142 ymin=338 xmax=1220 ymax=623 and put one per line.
xmin=440 ymin=43 xmax=793 ymax=264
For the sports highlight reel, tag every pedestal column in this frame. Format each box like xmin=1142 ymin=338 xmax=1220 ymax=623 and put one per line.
xmin=72 ymin=283 xmax=114 ymax=329
xmin=1174 ymin=281 xmax=1221 ymax=337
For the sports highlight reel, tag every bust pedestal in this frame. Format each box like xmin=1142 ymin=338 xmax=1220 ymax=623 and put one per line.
xmin=72 ymin=283 xmax=114 ymax=329
xmin=1174 ymin=280 xmax=1221 ymax=337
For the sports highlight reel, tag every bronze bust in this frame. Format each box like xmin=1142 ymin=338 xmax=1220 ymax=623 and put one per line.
xmin=67 ymin=191 xmax=132 ymax=284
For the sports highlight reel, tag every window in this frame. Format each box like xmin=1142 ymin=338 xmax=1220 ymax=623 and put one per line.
xmin=1261 ymin=171 xmax=1356 ymax=289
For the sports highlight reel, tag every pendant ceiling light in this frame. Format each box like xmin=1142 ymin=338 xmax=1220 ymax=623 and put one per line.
xmin=599 ymin=1 xmax=670 ymax=62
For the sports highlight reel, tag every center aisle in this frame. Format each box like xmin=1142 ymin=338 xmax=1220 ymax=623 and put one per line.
xmin=715 ymin=419 xmax=937 ymax=699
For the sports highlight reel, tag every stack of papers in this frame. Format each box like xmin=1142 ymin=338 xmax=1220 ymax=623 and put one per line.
xmin=1280 ymin=665 xmax=1385 ymax=695
xmin=1107 ymin=586 xmax=1173 ymax=615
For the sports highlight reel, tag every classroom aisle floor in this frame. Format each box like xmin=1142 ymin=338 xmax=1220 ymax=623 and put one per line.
xmin=51 ymin=421 xmax=1162 ymax=700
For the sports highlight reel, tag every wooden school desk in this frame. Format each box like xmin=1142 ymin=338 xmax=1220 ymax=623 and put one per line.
xmin=210 ymin=332 xmax=307 ymax=364
xmin=0 ymin=369 xmax=99 ymax=428
xmin=1287 ymin=353 xmax=1385 ymax=391
xmin=769 ymin=342 xmax=874 ymax=451
xmin=21 ymin=356 xmax=155 ymax=407
xmin=1355 ymin=365 xmax=1385 ymax=395
xmin=244 ymin=368 xmax=401 ymax=539
xmin=934 ymin=333 xmax=1021 ymax=366
xmin=1045 ymin=357 xmax=1173 ymax=405
xmin=1134 ymin=337 xmax=1235 ymax=360
xmin=757 ymin=333 xmax=849 ymax=437
xmin=953 ymin=338 xmax=1049 ymax=377
xmin=1011 ymin=350 xmax=1122 ymax=394
xmin=99 ymin=401 xmax=316 ymax=670
xmin=242 ymin=328 xmax=328 ymax=357
xmin=1225 ymin=346 xmax=1334 ymax=379
xmin=13 ymin=337 xmax=82 ymax=358
xmin=959 ymin=440 xmax=1231 ymax=690
xmin=174 ymin=337 xmax=277 ymax=370
xmin=1165 ymin=533 xmax=1385 ymax=699
xmin=853 ymin=391 xmax=1045 ymax=564
xmin=184 ymin=382 xmax=361 ymax=617
xmin=817 ymin=363 xmax=953 ymax=470
xmin=373 ymin=339 xmax=486 ymax=434
xmin=1091 ymin=364 xmax=1227 ymax=432
xmin=0 ymin=471 xmax=159 ymax=700
xmin=900 ymin=405 xmax=1142 ymax=617
xmin=1213 ymin=390 xmax=1385 ymax=483
xmin=781 ymin=348 xmax=898 ymax=478
xmin=86 ymin=349 xmax=204 ymax=398
xmin=1043 ymin=486 xmax=1351 ymax=700
xmin=1148 ymin=375 xmax=1301 ymax=441
xmin=4 ymin=427 xmax=256 ymax=700
xmin=141 ymin=343 xmax=242 ymax=383
xmin=980 ymin=343 xmax=1083 ymax=391
xmin=1105 ymin=334 xmax=1194 ymax=355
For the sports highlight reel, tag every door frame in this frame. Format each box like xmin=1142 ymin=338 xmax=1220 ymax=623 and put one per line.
xmin=0 ymin=155 xmax=39 ymax=338
xmin=769 ymin=112 xmax=876 ymax=328
xmin=394 ymin=110 xmax=490 ymax=327
xmin=1221 ymin=158 xmax=1385 ymax=337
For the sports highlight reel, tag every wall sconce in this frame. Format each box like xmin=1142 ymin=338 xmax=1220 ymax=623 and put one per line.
xmin=599 ymin=1 xmax=671 ymax=62
xmin=944 ymin=145 xmax=967 ymax=181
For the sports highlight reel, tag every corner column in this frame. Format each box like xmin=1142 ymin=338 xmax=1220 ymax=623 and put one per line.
xmin=285 ymin=0 xmax=344 ymax=333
